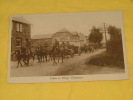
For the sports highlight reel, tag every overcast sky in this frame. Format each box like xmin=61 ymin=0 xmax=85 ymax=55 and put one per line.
xmin=11 ymin=11 xmax=124 ymax=42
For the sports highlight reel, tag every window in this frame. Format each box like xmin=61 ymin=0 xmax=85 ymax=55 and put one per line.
xmin=16 ymin=23 xmax=23 ymax=32
xmin=16 ymin=23 xmax=19 ymax=32
xmin=20 ymin=24 xmax=23 ymax=32
xmin=16 ymin=39 xmax=22 ymax=47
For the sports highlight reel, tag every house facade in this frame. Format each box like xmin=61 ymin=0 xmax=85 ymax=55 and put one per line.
xmin=52 ymin=29 xmax=87 ymax=47
xmin=11 ymin=17 xmax=31 ymax=52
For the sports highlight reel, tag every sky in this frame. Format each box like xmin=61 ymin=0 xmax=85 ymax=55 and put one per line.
xmin=11 ymin=11 xmax=124 ymax=42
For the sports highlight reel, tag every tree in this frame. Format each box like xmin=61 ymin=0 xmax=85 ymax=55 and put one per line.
xmin=108 ymin=26 xmax=122 ymax=41
xmin=88 ymin=27 xmax=103 ymax=44
xmin=107 ymin=26 xmax=123 ymax=60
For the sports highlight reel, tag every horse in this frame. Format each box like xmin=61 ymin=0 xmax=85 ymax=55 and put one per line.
xmin=15 ymin=48 xmax=23 ymax=68
xmin=47 ymin=46 xmax=53 ymax=61
xmin=41 ymin=47 xmax=48 ymax=62
xmin=20 ymin=47 xmax=36 ymax=67
xmin=36 ymin=47 xmax=42 ymax=63
xmin=51 ymin=46 xmax=64 ymax=65
xmin=35 ymin=46 xmax=48 ymax=63
xmin=29 ymin=47 xmax=36 ymax=64
xmin=81 ymin=45 xmax=88 ymax=53
xmin=22 ymin=48 xmax=31 ymax=66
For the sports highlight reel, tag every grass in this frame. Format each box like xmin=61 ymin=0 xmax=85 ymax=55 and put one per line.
xmin=85 ymin=51 xmax=125 ymax=69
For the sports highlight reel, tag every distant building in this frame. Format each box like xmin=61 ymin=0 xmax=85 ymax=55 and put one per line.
xmin=31 ymin=34 xmax=52 ymax=47
xmin=31 ymin=28 xmax=87 ymax=47
xmin=11 ymin=17 xmax=31 ymax=52
xmin=52 ymin=28 xmax=87 ymax=47
xmin=78 ymin=32 xmax=87 ymax=46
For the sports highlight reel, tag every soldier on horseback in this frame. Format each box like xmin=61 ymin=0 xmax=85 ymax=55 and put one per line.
xmin=60 ymin=42 xmax=66 ymax=49
xmin=51 ymin=38 xmax=61 ymax=64
xmin=52 ymin=38 xmax=59 ymax=52
xmin=16 ymin=47 xmax=22 ymax=68
xmin=20 ymin=44 xmax=27 ymax=64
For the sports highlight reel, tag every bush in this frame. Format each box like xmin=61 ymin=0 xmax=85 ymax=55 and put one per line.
xmin=86 ymin=51 xmax=124 ymax=68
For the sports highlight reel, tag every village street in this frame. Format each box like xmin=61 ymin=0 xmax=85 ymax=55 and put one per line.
xmin=10 ymin=49 xmax=125 ymax=77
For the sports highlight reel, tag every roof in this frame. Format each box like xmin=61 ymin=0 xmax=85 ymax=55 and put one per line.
xmin=31 ymin=34 xmax=53 ymax=39
xmin=78 ymin=33 xmax=87 ymax=40
xmin=56 ymin=28 xmax=78 ymax=36
xmin=57 ymin=28 xmax=70 ymax=33
xmin=71 ymin=31 xmax=78 ymax=36
xmin=12 ymin=17 xmax=31 ymax=24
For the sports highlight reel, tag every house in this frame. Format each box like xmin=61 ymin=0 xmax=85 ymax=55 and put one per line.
xmin=11 ymin=17 xmax=31 ymax=52
xmin=31 ymin=28 xmax=87 ymax=47
xmin=52 ymin=28 xmax=87 ymax=47
xmin=31 ymin=34 xmax=52 ymax=47
xmin=78 ymin=32 xmax=87 ymax=46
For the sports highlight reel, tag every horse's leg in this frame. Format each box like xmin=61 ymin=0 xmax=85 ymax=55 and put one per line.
xmin=25 ymin=57 xmax=27 ymax=66
xmin=23 ymin=56 xmax=26 ymax=65
xmin=44 ymin=55 xmax=45 ymax=62
xmin=20 ymin=59 xmax=22 ymax=67
xmin=31 ymin=56 xmax=33 ymax=65
xmin=39 ymin=55 xmax=41 ymax=62
xmin=61 ymin=54 xmax=63 ymax=63
xmin=51 ymin=55 xmax=53 ymax=61
xmin=41 ymin=55 xmax=43 ymax=62
xmin=53 ymin=56 xmax=55 ymax=65
xmin=27 ymin=56 xmax=30 ymax=66
xmin=24 ymin=56 xmax=27 ymax=66
xmin=33 ymin=55 xmax=35 ymax=62
xmin=48 ymin=55 xmax=50 ymax=62
xmin=16 ymin=60 xmax=19 ymax=68
xmin=38 ymin=55 xmax=40 ymax=63
xmin=45 ymin=54 xmax=47 ymax=62
xmin=17 ymin=58 xmax=22 ymax=68
xmin=62 ymin=54 xmax=64 ymax=63
xmin=53 ymin=55 xmax=57 ymax=65
xmin=20 ymin=61 xmax=22 ymax=67
xmin=58 ymin=56 xmax=59 ymax=63
xmin=38 ymin=56 xmax=40 ymax=63
xmin=42 ymin=53 xmax=44 ymax=62
xmin=61 ymin=57 xmax=63 ymax=63
xmin=37 ymin=54 xmax=39 ymax=62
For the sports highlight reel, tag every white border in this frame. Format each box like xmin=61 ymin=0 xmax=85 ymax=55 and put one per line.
xmin=7 ymin=11 xmax=129 ymax=83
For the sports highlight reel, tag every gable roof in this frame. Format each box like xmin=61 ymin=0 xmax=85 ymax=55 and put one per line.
xmin=12 ymin=17 xmax=31 ymax=24
xmin=56 ymin=28 xmax=79 ymax=36
xmin=31 ymin=34 xmax=53 ymax=39
xmin=57 ymin=28 xmax=70 ymax=33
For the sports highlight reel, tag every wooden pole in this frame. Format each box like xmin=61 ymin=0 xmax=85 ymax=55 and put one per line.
xmin=103 ymin=23 xmax=108 ymax=51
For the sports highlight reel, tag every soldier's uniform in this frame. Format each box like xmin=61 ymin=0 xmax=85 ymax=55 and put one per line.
xmin=52 ymin=39 xmax=59 ymax=52
xmin=60 ymin=42 xmax=66 ymax=49
xmin=20 ymin=46 xmax=26 ymax=55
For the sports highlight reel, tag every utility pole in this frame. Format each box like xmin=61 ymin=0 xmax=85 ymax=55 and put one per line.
xmin=103 ymin=23 xmax=108 ymax=51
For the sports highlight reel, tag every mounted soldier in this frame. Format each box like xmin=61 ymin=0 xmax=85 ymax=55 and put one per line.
xmin=60 ymin=42 xmax=66 ymax=49
xmin=20 ymin=45 xmax=26 ymax=55
xmin=20 ymin=44 xmax=27 ymax=64
xmin=16 ymin=47 xmax=22 ymax=68
xmin=52 ymin=38 xmax=59 ymax=51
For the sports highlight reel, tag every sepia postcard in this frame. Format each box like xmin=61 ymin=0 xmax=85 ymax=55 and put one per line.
xmin=8 ymin=11 xmax=128 ymax=83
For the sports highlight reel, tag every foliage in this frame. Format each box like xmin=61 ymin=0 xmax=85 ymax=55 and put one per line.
xmin=86 ymin=25 xmax=125 ymax=68
xmin=107 ymin=26 xmax=123 ymax=58
xmin=108 ymin=26 xmax=122 ymax=41
xmin=88 ymin=27 xmax=103 ymax=44
xmin=86 ymin=51 xmax=124 ymax=68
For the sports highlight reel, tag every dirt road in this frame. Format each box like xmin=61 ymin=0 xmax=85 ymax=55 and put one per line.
xmin=10 ymin=49 xmax=125 ymax=77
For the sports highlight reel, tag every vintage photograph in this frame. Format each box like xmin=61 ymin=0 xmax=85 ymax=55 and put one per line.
xmin=8 ymin=11 xmax=128 ymax=83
